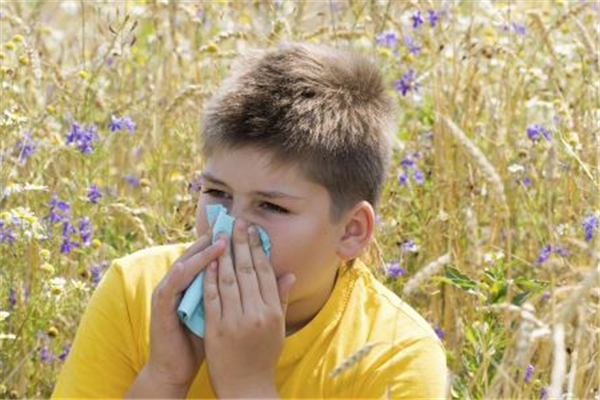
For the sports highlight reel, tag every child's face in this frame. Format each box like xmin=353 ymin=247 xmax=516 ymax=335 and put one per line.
xmin=195 ymin=146 xmax=347 ymax=301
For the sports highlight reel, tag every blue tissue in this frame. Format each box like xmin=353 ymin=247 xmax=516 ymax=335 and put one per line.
xmin=176 ymin=204 xmax=272 ymax=338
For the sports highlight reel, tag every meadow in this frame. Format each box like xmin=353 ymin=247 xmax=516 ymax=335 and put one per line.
xmin=0 ymin=0 xmax=598 ymax=398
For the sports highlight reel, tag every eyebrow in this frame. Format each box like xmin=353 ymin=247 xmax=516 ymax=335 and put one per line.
xmin=201 ymin=172 xmax=305 ymax=200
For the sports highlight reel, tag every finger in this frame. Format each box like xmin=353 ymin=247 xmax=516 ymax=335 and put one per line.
xmin=164 ymin=239 xmax=227 ymax=300
xmin=277 ymin=273 xmax=296 ymax=315
xmin=216 ymin=233 xmax=243 ymax=317
xmin=203 ymin=260 xmax=221 ymax=322
xmin=247 ymin=225 xmax=280 ymax=307
xmin=174 ymin=221 xmax=216 ymax=264
xmin=232 ymin=218 xmax=263 ymax=313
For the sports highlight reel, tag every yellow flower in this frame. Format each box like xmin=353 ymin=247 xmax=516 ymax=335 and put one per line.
xmin=140 ymin=178 xmax=151 ymax=188
xmin=50 ymin=286 xmax=63 ymax=296
xmin=376 ymin=47 xmax=394 ymax=59
xmin=39 ymin=249 xmax=51 ymax=260
xmin=91 ymin=238 xmax=102 ymax=249
xmin=0 ymin=51 xmax=5 ymax=60
xmin=40 ymin=262 xmax=55 ymax=274
xmin=0 ymin=212 xmax=9 ymax=220
xmin=46 ymin=326 xmax=59 ymax=338
xmin=205 ymin=42 xmax=218 ymax=53
xmin=12 ymin=34 xmax=24 ymax=43
xmin=18 ymin=55 xmax=30 ymax=66
xmin=4 ymin=41 xmax=16 ymax=51
xmin=170 ymin=171 xmax=184 ymax=182
xmin=46 ymin=105 xmax=55 ymax=114
xmin=78 ymin=70 xmax=89 ymax=80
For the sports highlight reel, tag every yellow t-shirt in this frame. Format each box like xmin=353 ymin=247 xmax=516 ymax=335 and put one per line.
xmin=51 ymin=242 xmax=448 ymax=399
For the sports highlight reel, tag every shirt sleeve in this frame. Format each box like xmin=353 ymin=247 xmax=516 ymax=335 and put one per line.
xmin=51 ymin=260 xmax=140 ymax=399
xmin=357 ymin=336 xmax=448 ymax=399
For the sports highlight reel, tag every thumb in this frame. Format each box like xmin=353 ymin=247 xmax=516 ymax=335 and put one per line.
xmin=277 ymin=273 xmax=296 ymax=315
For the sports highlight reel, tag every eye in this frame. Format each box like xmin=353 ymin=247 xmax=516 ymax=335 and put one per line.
xmin=202 ymin=189 xmax=230 ymax=199
xmin=261 ymin=202 xmax=289 ymax=214
xmin=202 ymin=189 xmax=289 ymax=214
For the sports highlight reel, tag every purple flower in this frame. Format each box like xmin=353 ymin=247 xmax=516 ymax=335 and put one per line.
xmin=8 ymin=288 xmax=16 ymax=308
xmin=16 ymin=133 xmax=38 ymax=163
xmin=427 ymin=10 xmax=439 ymax=27
xmin=66 ymin=122 xmax=99 ymax=154
xmin=540 ymin=387 xmax=548 ymax=400
xmin=398 ymin=170 xmax=409 ymax=186
xmin=0 ymin=222 xmax=15 ymax=245
xmin=58 ymin=343 xmax=71 ymax=361
xmin=60 ymin=220 xmax=79 ymax=254
xmin=434 ymin=322 xmax=445 ymax=340
xmin=394 ymin=69 xmax=419 ymax=96
xmin=512 ymin=21 xmax=527 ymax=35
xmin=375 ymin=30 xmax=398 ymax=47
xmin=413 ymin=169 xmax=424 ymax=185
xmin=524 ymin=364 xmax=534 ymax=383
xmin=45 ymin=192 xmax=70 ymax=225
xmin=124 ymin=174 xmax=140 ymax=187
xmin=403 ymin=33 xmax=421 ymax=55
xmin=582 ymin=214 xmax=598 ymax=241
xmin=521 ymin=176 xmax=532 ymax=187
xmin=526 ymin=124 xmax=551 ymax=142
xmin=400 ymin=239 xmax=419 ymax=253
xmin=188 ymin=175 xmax=203 ymax=192
xmin=385 ymin=261 xmax=405 ymax=278
xmin=109 ymin=114 xmax=136 ymax=133
xmin=87 ymin=184 xmax=103 ymax=204
xmin=411 ymin=10 xmax=424 ymax=28
xmin=78 ymin=216 xmax=92 ymax=245
xmin=40 ymin=344 xmax=50 ymax=363
xmin=400 ymin=157 xmax=416 ymax=168
xmin=536 ymin=244 xmax=553 ymax=265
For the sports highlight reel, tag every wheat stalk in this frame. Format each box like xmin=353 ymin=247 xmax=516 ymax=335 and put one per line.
xmin=548 ymin=322 xmax=567 ymax=400
xmin=107 ymin=203 xmax=154 ymax=246
xmin=328 ymin=341 xmax=387 ymax=378
xmin=402 ymin=253 xmax=451 ymax=297
xmin=439 ymin=114 xmax=509 ymax=217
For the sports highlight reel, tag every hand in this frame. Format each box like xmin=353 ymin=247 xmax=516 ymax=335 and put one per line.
xmin=146 ymin=227 xmax=228 ymax=391
xmin=203 ymin=218 xmax=296 ymax=398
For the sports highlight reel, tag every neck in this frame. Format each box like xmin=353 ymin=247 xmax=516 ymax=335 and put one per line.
xmin=284 ymin=268 xmax=340 ymax=337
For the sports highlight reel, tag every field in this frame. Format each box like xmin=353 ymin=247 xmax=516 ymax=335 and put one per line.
xmin=0 ymin=0 xmax=598 ymax=398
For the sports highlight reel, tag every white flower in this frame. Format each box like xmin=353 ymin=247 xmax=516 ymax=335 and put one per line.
xmin=0 ymin=333 xmax=17 ymax=340
xmin=508 ymin=164 xmax=525 ymax=174
xmin=0 ymin=311 xmax=10 ymax=322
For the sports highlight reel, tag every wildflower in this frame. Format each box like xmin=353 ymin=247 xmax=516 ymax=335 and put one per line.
xmin=403 ymin=33 xmax=421 ymax=55
xmin=521 ymin=176 xmax=532 ymax=187
xmin=91 ymin=238 xmax=102 ymax=249
xmin=16 ymin=132 xmax=37 ymax=163
xmin=40 ymin=344 xmax=50 ymax=362
xmin=40 ymin=262 xmax=55 ymax=274
xmin=109 ymin=114 xmax=135 ymax=133
xmin=0 ymin=222 xmax=15 ymax=244
xmin=188 ymin=174 xmax=203 ymax=192
xmin=394 ymin=69 xmax=419 ymax=96
xmin=45 ymin=192 xmax=70 ymax=225
xmin=0 ymin=311 xmax=9 ymax=322
xmin=58 ymin=343 xmax=71 ymax=361
xmin=60 ymin=220 xmax=79 ymax=254
xmin=87 ymin=183 xmax=102 ymax=204
xmin=78 ymin=217 xmax=92 ymax=245
xmin=582 ymin=213 xmax=598 ymax=241
xmin=70 ymin=279 xmax=89 ymax=293
xmin=540 ymin=387 xmax=548 ymax=400
xmin=46 ymin=325 xmax=59 ymax=338
xmin=536 ymin=244 xmax=568 ymax=265
xmin=375 ymin=30 xmax=398 ymax=47
xmin=40 ymin=248 xmax=51 ymax=260
xmin=400 ymin=239 xmax=419 ymax=253
xmin=8 ymin=289 xmax=16 ymax=308
xmin=385 ymin=261 xmax=405 ymax=278
xmin=411 ymin=10 xmax=424 ymax=28
xmin=524 ymin=364 xmax=534 ymax=383
xmin=536 ymin=245 xmax=552 ymax=265
xmin=400 ymin=156 xmax=416 ymax=168
xmin=124 ymin=174 xmax=140 ymax=187
xmin=398 ymin=170 xmax=409 ymax=186
xmin=65 ymin=121 xmax=99 ymax=154
xmin=511 ymin=22 xmax=527 ymax=36
xmin=434 ymin=322 xmax=445 ymax=340
xmin=413 ymin=169 xmax=424 ymax=185
xmin=526 ymin=124 xmax=551 ymax=142
xmin=427 ymin=10 xmax=439 ymax=27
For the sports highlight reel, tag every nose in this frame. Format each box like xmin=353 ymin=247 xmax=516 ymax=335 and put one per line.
xmin=227 ymin=203 xmax=254 ymax=228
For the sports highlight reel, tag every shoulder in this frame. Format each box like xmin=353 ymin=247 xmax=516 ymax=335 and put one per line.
xmin=110 ymin=241 xmax=194 ymax=286
xmin=350 ymin=259 xmax=445 ymax=349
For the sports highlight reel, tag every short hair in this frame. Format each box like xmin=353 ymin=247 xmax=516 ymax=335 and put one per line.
xmin=201 ymin=40 xmax=398 ymax=225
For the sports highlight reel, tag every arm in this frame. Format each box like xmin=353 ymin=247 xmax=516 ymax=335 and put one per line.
xmin=124 ymin=363 xmax=191 ymax=399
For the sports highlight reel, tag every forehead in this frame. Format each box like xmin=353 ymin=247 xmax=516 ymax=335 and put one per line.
xmin=202 ymin=147 xmax=323 ymax=196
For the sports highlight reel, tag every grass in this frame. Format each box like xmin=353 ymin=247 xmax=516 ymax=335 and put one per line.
xmin=0 ymin=1 xmax=598 ymax=399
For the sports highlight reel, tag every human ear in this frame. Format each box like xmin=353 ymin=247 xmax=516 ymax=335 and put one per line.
xmin=335 ymin=201 xmax=375 ymax=261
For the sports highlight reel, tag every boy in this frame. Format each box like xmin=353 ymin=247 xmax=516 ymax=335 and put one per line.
xmin=51 ymin=41 xmax=447 ymax=399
